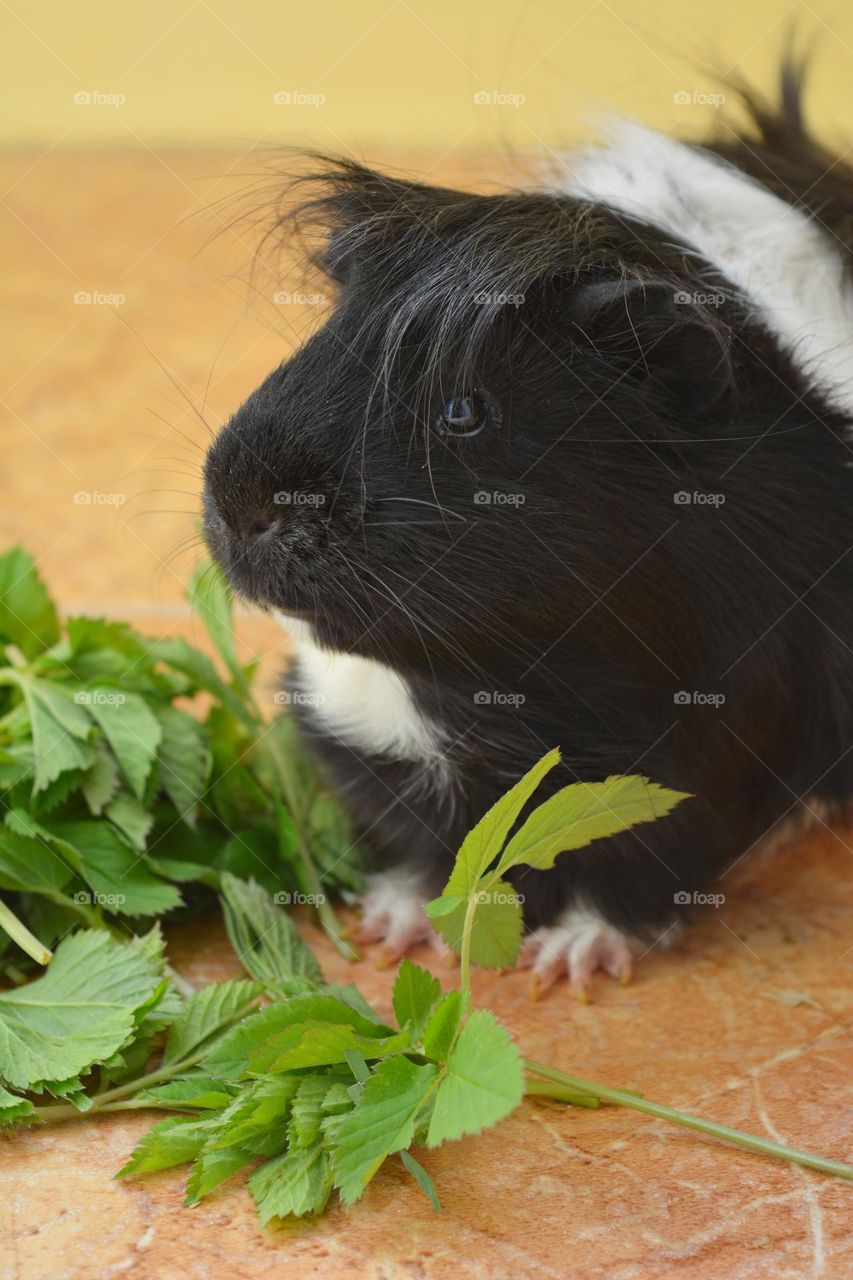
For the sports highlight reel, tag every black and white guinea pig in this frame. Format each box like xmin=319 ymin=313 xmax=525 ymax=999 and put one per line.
xmin=204 ymin=65 xmax=853 ymax=993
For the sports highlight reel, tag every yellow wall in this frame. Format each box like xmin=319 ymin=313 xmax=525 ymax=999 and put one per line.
xmin=2 ymin=0 xmax=852 ymax=152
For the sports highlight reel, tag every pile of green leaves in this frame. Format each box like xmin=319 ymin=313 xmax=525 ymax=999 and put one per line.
xmin=1 ymin=549 xmax=850 ymax=1226
xmin=0 ymin=547 xmax=363 ymax=971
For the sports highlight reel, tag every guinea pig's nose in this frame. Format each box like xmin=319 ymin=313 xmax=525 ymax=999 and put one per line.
xmin=243 ymin=515 xmax=281 ymax=545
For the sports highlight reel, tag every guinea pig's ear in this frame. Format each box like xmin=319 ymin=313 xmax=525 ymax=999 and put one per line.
xmin=567 ymin=277 xmax=734 ymax=411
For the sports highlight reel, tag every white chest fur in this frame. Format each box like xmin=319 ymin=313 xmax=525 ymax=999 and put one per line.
xmin=274 ymin=612 xmax=446 ymax=767
xmin=555 ymin=121 xmax=853 ymax=420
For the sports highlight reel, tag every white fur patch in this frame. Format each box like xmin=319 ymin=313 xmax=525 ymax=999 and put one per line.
xmin=274 ymin=611 xmax=446 ymax=767
xmin=553 ymin=121 xmax=853 ymax=418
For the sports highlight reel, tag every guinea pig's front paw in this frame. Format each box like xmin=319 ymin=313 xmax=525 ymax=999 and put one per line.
xmin=354 ymin=870 xmax=449 ymax=967
xmin=518 ymin=907 xmax=634 ymax=1000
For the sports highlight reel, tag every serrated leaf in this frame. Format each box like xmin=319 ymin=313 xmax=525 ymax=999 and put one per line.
xmin=106 ymin=791 xmax=154 ymax=851
xmin=445 ymin=748 xmax=562 ymax=897
xmin=85 ymin=690 xmax=161 ymax=801
xmin=332 ymin=1055 xmax=438 ymax=1206
xmin=249 ymin=1143 xmax=332 ymax=1223
xmin=187 ymin=561 xmax=247 ymax=694
xmin=47 ymin=821 xmax=181 ymax=917
xmin=0 ymin=1081 xmax=35 ymax=1125
xmin=0 ymin=930 xmax=162 ymax=1092
xmin=154 ymin=704 xmax=210 ymax=827
xmin=184 ymin=1142 xmax=256 ymax=1204
xmin=117 ymin=1114 xmax=219 ymax=1177
xmin=496 ymin=774 xmax=690 ymax=875
xmin=4 ymin=674 xmax=94 ymax=792
xmin=392 ymin=959 xmax=441 ymax=1035
xmin=163 ymin=979 xmax=263 ymax=1066
xmin=208 ymin=1077 xmax=299 ymax=1151
xmin=135 ymin=1078 xmax=239 ymax=1110
xmin=426 ymin=1010 xmax=523 ymax=1146
xmin=147 ymin=638 xmax=255 ymax=730
xmin=430 ymin=879 xmax=524 ymax=969
xmin=80 ymin=739 xmax=121 ymax=814
xmin=422 ymin=989 xmax=465 ymax=1062
xmin=220 ymin=874 xmax=323 ymax=986
xmin=0 ymin=546 xmax=60 ymax=658
xmin=261 ymin=1024 xmax=410 ymax=1073
xmin=0 ymin=829 xmax=74 ymax=896
xmin=288 ymin=1074 xmax=331 ymax=1149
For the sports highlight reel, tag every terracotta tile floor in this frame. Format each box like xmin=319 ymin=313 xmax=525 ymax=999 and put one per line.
xmin=2 ymin=149 xmax=852 ymax=1279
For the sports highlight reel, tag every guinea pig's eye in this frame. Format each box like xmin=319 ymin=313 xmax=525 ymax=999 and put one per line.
xmin=434 ymin=394 xmax=491 ymax=439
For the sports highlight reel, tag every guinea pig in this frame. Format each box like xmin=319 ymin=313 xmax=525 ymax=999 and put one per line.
xmin=203 ymin=63 xmax=853 ymax=994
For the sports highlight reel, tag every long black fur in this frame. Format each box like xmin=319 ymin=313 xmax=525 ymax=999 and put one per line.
xmin=203 ymin=63 xmax=853 ymax=939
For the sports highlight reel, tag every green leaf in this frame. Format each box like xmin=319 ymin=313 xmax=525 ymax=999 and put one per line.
xmin=248 ymin=1142 xmax=332 ymax=1223
xmin=106 ymin=791 xmax=154 ymax=851
xmin=220 ymin=873 xmax=323 ymax=986
xmin=47 ymin=821 xmax=181 ymax=917
xmin=135 ymin=1078 xmax=239 ymax=1110
xmin=422 ymin=990 xmax=465 ymax=1062
xmin=163 ymin=979 xmax=263 ymax=1066
xmin=400 ymin=1150 xmax=441 ymax=1212
xmin=184 ymin=1142 xmax=256 ymax=1204
xmin=209 ymin=1077 xmax=298 ymax=1150
xmin=5 ymin=674 xmax=94 ymax=792
xmin=147 ymin=638 xmax=255 ymax=730
xmin=332 ymin=1055 xmax=438 ymax=1205
xmin=203 ymin=1005 xmax=302 ymax=1080
xmin=0 ymin=546 xmax=60 ymax=658
xmin=496 ymin=774 xmax=690 ymax=875
xmin=426 ymin=1010 xmax=523 ymax=1146
xmin=444 ymin=747 xmax=561 ymax=896
xmin=118 ymin=1114 xmax=219 ymax=1177
xmin=260 ymin=1024 xmax=410 ymax=1074
xmin=85 ymin=690 xmax=161 ymax=801
xmin=187 ymin=562 xmax=247 ymax=694
xmin=0 ymin=930 xmax=162 ymax=1092
xmin=288 ymin=1073 xmax=331 ymax=1149
xmin=430 ymin=880 xmax=524 ymax=969
xmin=154 ymin=704 xmax=210 ymax=826
xmin=392 ymin=959 xmax=441 ymax=1036
xmin=0 ymin=829 xmax=74 ymax=896
xmin=80 ymin=739 xmax=121 ymax=814
xmin=0 ymin=1081 xmax=35 ymax=1125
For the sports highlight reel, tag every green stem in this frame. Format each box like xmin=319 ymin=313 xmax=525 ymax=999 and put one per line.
xmin=0 ymin=899 xmax=51 ymax=964
xmin=524 ymin=1078 xmax=599 ymax=1107
xmin=264 ymin=735 xmax=357 ymax=961
xmin=524 ymin=1059 xmax=853 ymax=1182
xmin=458 ymin=893 xmax=479 ymax=1001
xmin=32 ymin=997 xmax=260 ymax=1124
